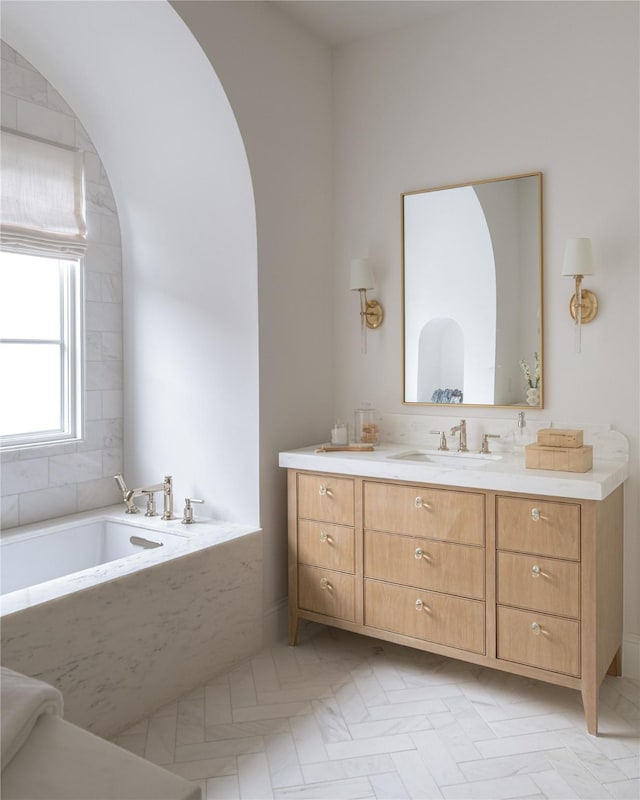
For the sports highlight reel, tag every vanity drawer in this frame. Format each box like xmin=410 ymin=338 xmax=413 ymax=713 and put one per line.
xmin=298 ymin=521 xmax=355 ymax=573
xmin=364 ymin=482 xmax=484 ymax=546
xmin=497 ymin=552 xmax=580 ymax=618
xmin=297 ymin=474 xmax=355 ymax=526
xmin=364 ymin=579 xmax=485 ymax=654
xmin=496 ymin=497 xmax=580 ymax=560
xmin=364 ymin=530 xmax=484 ymax=599
xmin=497 ymin=606 xmax=580 ymax=677
xmin=298 ymin=565 xmax=356 ymax=622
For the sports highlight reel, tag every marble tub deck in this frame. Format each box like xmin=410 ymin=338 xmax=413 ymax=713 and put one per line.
xmin=1 ymin=507 xmax=263 ymax=737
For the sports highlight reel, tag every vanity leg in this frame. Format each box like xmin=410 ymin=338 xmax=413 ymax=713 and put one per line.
xmin=289 ymin=610 xmax=299 ymax=647
xmin=582 ymin=684 xmax=599 ymax=736
xmin=607 ymin=646 xmax=622 ymax=677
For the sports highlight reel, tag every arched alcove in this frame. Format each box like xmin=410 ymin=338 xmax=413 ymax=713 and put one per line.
xmin=2 ymin=1 xmax=259 ymax=524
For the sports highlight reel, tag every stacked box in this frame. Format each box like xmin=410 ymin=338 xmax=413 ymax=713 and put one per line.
xmin=525 ymin=428 xmax=592 ymax=473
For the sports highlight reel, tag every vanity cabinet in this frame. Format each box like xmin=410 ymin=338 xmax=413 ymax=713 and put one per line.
xmin=287 ymin=469 xmax=623 ymax=735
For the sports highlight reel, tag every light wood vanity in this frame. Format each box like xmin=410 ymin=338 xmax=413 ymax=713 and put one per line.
xmin=281 ymin=444 xmax=627 ymax=735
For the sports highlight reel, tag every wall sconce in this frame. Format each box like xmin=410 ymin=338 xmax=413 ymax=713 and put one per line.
xmin=562 ymin=238 xmax=597 ymax=352
xmin=350 ymin=258 xmax=384 ymax=353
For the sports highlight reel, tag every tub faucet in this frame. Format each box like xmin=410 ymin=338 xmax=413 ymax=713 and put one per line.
xmin=113 ymin=474 xmax=174 ymax=519
xmin=450 ymin=419 xmax=468 ymax=452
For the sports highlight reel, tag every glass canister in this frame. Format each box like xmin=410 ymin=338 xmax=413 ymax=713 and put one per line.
xmin=354 ymin=405 xmax=379 ymax=445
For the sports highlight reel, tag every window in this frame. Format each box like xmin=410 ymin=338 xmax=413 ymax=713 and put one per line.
xmin=0 ymin=251 xmax=82 ymax=448
xmin=0 ymin=129 xmax=87 ymax=450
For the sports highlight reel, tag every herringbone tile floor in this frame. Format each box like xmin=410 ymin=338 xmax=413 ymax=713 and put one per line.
xmin=114 ymin=624 xmax=640 ymax=799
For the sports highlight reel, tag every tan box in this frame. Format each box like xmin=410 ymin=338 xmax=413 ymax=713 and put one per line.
xmin=525 ymin=443 xmax=593 ymax=473
xmin=537 ymin=428 xmax=584 ymax=448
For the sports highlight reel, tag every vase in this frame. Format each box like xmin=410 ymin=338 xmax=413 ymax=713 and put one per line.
xmin=526 ymin=387 xmax=540 ymax=406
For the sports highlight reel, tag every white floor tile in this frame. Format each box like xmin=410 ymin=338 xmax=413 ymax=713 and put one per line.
xmin=117 ymin=626 xmax=638 ymax=800
xmin=602 ymin=778 xmax=640 ymax=799
xmin=238 ymin=751 xmax=274 ymax=799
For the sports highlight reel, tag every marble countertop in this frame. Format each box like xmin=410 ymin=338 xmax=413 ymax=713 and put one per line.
xmin=279 ymin=443 xmax=629 ymax=501
xmin=1 ymin=506 xmax=261 ymax=617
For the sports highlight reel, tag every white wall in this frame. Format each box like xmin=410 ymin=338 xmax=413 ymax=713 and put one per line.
xmin=172 ymin=1 xmax=335 ymax=631
xmin=1 ymin=1 xmax=260 ymax=529
xmin=332 ymin=1 xmax=639 ymax=649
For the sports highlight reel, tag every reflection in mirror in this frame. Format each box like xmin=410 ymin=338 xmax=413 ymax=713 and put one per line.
xmin=402 ymin=172 xmax=543 ymax=408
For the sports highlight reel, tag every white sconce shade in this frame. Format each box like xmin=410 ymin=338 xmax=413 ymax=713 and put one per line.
xmin=562 ymin=238 xmax=595 ymax=277
xmin=350 ymin=258 xmax=375 ymax=291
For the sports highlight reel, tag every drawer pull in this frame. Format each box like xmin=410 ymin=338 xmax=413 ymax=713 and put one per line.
xmin=415 ymin=599 xmax=430 ymax=612
xmin=415 ymin=547 xmax=424 ymax=560
xmin=319 ymin=484 xmax=331 ymax=496
xmin=531 ymin=508 xmax=541 ymax=521
xmin=531 ymin=564 xmax=541 ymax=577
xmin=319 ymin=531 xmax=329 ymax=543
xmin=531 ymin=621 xmax=541 ymax=635
xmin=320 ymin=577 xmax=332 ymax=590
xmin=415 ymin=496 xmax=429 ymax=509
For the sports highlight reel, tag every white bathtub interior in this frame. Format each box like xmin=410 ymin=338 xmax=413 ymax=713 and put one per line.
xmin=1 ymin=518 xmax=188 ymax=595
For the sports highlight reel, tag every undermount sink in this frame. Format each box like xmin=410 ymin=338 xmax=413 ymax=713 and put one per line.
xmin=388 ymin=449 xmax=502 ymax=467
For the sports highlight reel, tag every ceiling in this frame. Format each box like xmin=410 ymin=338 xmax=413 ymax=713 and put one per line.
xmin=272 ymin=1 xmax=478 ymax=47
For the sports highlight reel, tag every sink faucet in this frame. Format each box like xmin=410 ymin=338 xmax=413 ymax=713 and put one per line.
xmin=450 ymin=420 xmax=468 ymax=452
xmin=113 ymin=474 xmax=174 ymax=519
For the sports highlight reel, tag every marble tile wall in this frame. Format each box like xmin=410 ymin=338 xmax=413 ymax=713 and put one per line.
xmin=0 ymin=41 xmax=124 ymax=529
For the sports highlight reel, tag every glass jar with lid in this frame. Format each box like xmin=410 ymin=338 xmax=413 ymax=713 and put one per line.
xmin=354 ymin=405 xmax=379 ymax=445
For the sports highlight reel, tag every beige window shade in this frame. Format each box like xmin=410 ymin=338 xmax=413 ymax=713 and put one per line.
xmin=1 ymin=129 xmax=87 ymax=257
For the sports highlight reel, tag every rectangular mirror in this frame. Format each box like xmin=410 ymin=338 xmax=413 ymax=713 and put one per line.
xmin=402 ymin=172 xmax=543 ymax=408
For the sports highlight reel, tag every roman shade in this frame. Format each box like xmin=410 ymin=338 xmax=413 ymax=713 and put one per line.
xmin=1 ymin=129 xmax=87 ymax=257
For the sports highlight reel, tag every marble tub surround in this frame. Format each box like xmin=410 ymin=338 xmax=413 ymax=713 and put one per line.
xmin=279 ymin=426 xmax=628 ymax=501
xmin=0 ymin=506 xmax=257 ymax=616
xmin=1 ymin=510 xmax=263 ymax=739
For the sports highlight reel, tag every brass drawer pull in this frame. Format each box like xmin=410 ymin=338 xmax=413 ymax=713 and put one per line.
xmin=531 ymin=621 xmax=541 ymax=635
xmin=320 ymin=577 xmax=332 ymax=590
xmin=319 ymin=531 xmax=329 ymax=543
xmin=531 ymin=508 xmax=541 ymax=521
xmin=531 ymin=564 xmax=541 ymax=577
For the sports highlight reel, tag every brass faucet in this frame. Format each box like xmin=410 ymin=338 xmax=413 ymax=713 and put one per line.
xmin=450 ymin=420 xmax=468 ymax=452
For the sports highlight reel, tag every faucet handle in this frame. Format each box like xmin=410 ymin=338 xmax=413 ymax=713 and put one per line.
xmin=429 ymin=430 xmax=448 ymax=451
xmin=144 ymin=491 xmax=157 ymax=517
xmin=182 ymin=498 xmax=204 ymax=525
xmin=481 ymin=433 xmax=500 ymax=454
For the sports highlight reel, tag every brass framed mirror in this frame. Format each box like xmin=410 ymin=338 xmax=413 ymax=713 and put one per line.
xmin=402 ymin=172 xmax=543 ymax=408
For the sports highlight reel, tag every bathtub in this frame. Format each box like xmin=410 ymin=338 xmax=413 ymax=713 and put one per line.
xmin=1 ymin=516 xmax=190 ymax=597
xmin=1 ymin=506 xmax=263 ymax=737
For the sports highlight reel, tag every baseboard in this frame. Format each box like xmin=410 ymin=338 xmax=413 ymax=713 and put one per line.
xmin=623 ymin=632 xmax=640 ymax=680
xmin=263 ymin=598 xmax=288 ymax=647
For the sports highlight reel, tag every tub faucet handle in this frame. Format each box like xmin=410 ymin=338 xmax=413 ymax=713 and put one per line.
xmin=144 ymin=492 xmax=157 ymax=517
xmin=182 ymin=497 xmax=204 ymax=525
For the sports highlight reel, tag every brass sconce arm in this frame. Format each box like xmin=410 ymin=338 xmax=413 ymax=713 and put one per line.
xmin=569 ymin=274 xmax=598 ymax=323
xmin=357 ymin=288 xmax=384 ymax=329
